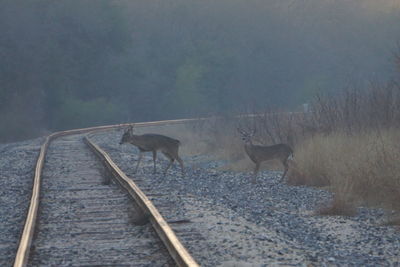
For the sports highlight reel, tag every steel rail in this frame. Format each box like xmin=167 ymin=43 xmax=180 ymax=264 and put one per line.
xmin=13 ymin=118 xmax=202 ymax=267
xmin=84 ymin=136 xmax=199 ymax=267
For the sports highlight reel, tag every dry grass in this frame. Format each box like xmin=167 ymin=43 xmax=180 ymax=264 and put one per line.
xmin=289 ymin=130 xmax=400 ymax=213
xmin=288 ymin=82 xmax=400 ymax=218
xmin=183 ymin=116 xmax=244 ymax=160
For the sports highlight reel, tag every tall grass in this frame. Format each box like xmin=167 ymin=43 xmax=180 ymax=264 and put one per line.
xmin=289 ymin=83 xmax=400 ymax=215
xmin=290 ymin=130 xmax=400 ymax=212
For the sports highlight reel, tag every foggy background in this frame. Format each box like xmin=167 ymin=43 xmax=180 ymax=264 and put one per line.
xmin=1 ymin=0 xmax=399 ymax=142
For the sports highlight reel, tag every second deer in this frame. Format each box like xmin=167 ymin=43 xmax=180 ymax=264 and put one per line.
xmin=238 ymin=128 xmax=293 ymax=184
xmin=119 ymin=125 xmax=185 ymax=176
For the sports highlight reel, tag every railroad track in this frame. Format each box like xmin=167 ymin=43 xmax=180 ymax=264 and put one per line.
xmin=14 ymin=120 xmax=200 ymax=267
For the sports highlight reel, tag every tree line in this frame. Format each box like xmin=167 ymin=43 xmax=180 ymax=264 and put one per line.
xmin=0 ymin=0 xmax=399 ymax=142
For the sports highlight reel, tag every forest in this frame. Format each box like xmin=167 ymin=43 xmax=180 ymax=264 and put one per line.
xmin=1 ymin=0 xmax=399 ymax=142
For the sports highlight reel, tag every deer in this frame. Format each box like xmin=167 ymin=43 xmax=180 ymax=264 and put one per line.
xmin=119 ymin=125 xmax=185 ymax=176
xmin=237 ymin=128 xmax=293 ymax=184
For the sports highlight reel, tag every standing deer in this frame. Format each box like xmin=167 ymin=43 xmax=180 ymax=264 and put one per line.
xmin=119 ymin=125 xmax=185 ymax=176
xmin=238 ymin=128 xmax=293 ymax=184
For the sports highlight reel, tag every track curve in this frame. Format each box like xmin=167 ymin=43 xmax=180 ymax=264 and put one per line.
xmin=28 ymin=134 xmax=175 ymax=266
xmin=13 ymin=119 xmax=201 ymax=267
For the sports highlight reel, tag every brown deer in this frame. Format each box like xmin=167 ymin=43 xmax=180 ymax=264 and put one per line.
xmin=238 ymin=128 xmax=293 ymax=184
xmin=119 ymin=125 xmax=184 ymax=176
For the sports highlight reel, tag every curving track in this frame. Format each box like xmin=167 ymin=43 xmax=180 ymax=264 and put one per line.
xmin=13 ymin=120 xmax=200 ymax=267
xmin=30 ymin=134 xmax=175 ymax=265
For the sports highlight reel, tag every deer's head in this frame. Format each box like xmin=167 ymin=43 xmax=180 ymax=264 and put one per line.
xmin=237 ymin=128 xmax=255 ymax=144
xmin=119 ymin=125 xmax=134 ymax=145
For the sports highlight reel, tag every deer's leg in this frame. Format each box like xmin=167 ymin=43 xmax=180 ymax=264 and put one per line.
xmin=252 ymin=162 xmax=260 ymax=184
xmin=280 ymin=158 xmax=289 ymax=182
xmin=162 ymin=152 xmax=174 ymax=176
xmin=135 ymin=152 xmax=143 ymax=173
xmin=152 ymin=150 xmax=157 ymax=174
xmin=176 ymin=156 xmax=185 ymax=176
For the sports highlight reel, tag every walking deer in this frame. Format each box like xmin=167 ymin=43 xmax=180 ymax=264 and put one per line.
xmin=119 ymin=125 xmax=185 ymax=176
xmin=237 ymin=128 xmax=293 ymax=184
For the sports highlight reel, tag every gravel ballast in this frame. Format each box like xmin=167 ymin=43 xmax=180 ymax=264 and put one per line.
xmin=0 ymin=138 xmax=43 ymax=266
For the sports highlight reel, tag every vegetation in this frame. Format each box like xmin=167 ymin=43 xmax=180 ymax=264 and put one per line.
xmin=289 ymin=83 xmax=400 ymax=215
xmin=1 ymin=0 xmax=399 ymax=142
